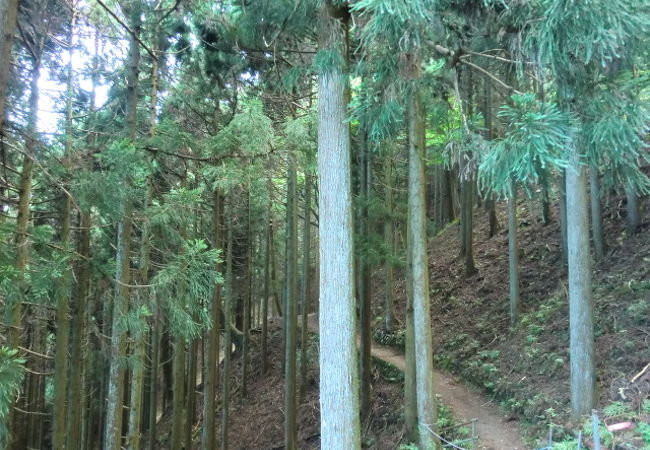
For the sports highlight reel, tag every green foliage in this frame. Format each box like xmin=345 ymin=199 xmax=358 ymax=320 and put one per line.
xmin=373 ymin=357 xmax=404 ymax=383
xmin=352 ymin=0 xmax=435 ymax=53
xmin=603 ymin=401 xmax=632 ymax=418
xmin=152 ymin=239 xmax=222 ymax=339
xmin=478 ymin=94 xmax=574 ymax=198
xmin=0 ymin=347 xmax=25 ymax=448
xmin=581 ymin=78 xmax=650 ymax=194
xmin=638 ymin=421 xmax=650 ymax=445
xmin=210 ymin=99 xmax=274 ymax=158
xmin=532 ymin=0 xmax=650 ymax=87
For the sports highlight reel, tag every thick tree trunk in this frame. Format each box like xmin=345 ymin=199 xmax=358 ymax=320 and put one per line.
xmin=184 ymin=336 xmax=197 ymax=449
xmin=66 ymin=212 xmax=90 ymax=450
xmin=359 ymin=129 xmax=372 ymax=422
xmin=566 ymin=150 xmax=596 ymax=420
xmin=408 ymin=85 xmax=439 ymax=450
xmin=559 ymin=171 xmax=568 ymax=261
xmin=53 ymin=10 xmax=76 ymax=443
xmin=317 ymin=3 xmax=361 ymax=448
xmin=507 ymin=181 xmax=521 ymax=326
xmin=299 ymin=174 xmax=312 ymax=399
xmin=284 ymin=153 xmax=298 ymax=450
xmin=0 ymin=0 xmax=18 ymax=128
xmin=103 ymin=211 xmax=133 ymax=450
xmin=460 ymin=175 xmax=477 ymax=276
xmin=404 ymin=283 xmax=418 ymax=444
xmin=261 ymin=200 xmax=271 ymax=374
xmin=202 ymin=190 xmax=222 ymax=450
xmin=242 ymin=189 xmax=252 ymax=398
xmin=589 ymin=166 xmax=605 ymax=260
xmin=383 ymin=156 xmax=395 ymax=332
xmin=104 ymin=3 xmax=139 ymax=445
xmin=171 ymin=335 xmax=186 ymax=450
xmin=625 ymin=186 xmax=640 ymax=234
xmin=221 ymin=214 xmax=234 ymax=450
xmin=8 ymin=56 xmax=42 ymax=450
xmin=53 ymin=198 xmax=72 ymax=450
xmin=147 ymin=315 xmax=160 ymax=450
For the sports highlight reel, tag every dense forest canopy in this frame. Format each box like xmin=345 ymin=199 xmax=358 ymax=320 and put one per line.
xmin=0 ymin=0 xmax=648 ymax=449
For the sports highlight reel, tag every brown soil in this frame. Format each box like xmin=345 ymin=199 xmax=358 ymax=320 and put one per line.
xmin=205 ymin=319 xmax=405 ymax=449
xmin=308 ymin=315 xmax=530 ymax=450
xmin=377 ymin=194 xmax=650 ymax=446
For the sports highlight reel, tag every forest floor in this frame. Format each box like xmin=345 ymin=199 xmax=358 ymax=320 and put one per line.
xmin=158 ymin=194 xmax=648 ymax=449
xmin=374 ymin=194 xmax=650 ymax=447
xmin=307 ymin=315 xmax=529 ymax=449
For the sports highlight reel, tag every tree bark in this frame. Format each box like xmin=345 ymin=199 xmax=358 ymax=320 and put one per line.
xmin=589 ymin=166 xmax=605 ymax=260
xmin=566 ymin=150 xmax=596 ymax=420
xmin=53 ymin=9 xmax=76 ymax=445
xmin=242 ymin=187 xmax=252 ymax=398
xmin=559 ymin=171 xmax=568 ymax=261
xmin=383 ymin=155 xmax=395 ymax=332
xmin=299 ymin=174 xmax=312 ymax=400
xmin=284 ymin=153 xmax=298 ymax=450
xmin=359 ymin=126 xmax=372 ymax=422
xmin=507 ymin=181 xmax=521 ymax=326
xmin=625 ymin=186 xmax=640 ymax=234
xmin=221 ymin=212 xmax=234 ymax=450
xmin=202 ymin=190 xmax=222 ymax=450
xmin=103 ymin=210 xmax=133 ymax=450
xmin=170 ymin=335 xmax=186 ymax=450
xmin=407 ymin=80 xmax=439 ymax=450
xmin=0 ymin=0 xmax=18 ymax=129
xmin=317 ymin=3 xmax=362 ymax=448
xmin=261 ymin=198 xmax=271 ymax=374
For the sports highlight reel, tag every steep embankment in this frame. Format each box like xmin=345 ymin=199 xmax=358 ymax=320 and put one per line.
xmin=374 ymin=195 xmax=650 ymax=446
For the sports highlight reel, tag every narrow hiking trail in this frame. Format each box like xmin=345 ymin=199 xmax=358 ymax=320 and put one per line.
xmin=307 ymin=315 xmax=530 ymax=450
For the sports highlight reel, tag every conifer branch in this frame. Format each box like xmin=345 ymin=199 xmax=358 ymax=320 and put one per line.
xmin=95 ymin=0 xmax=158 ymax=60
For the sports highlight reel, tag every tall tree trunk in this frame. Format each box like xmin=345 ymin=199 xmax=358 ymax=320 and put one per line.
xmin=482 ymin=76 xmax=498 ymax=237
xmin=170 ymin=335 xmax=186 ymax=450
xmin=383 ymin=156 xmax=395 ymax=332
xmin=566 ymin=149 xmax=596 ymax=420
xmin=317 ymin=3 xmax=361 ymax=448
xmin=104 ymin=3 xmax=140 ymax=445
xmin=625 ymin=186 xmax=640 ymax=234
xmin=261 ymin=198 xmax=271 ymax=374
xmin=404 ymin=269 xmax=418 ymax=444
xmin=221 ymin=211 xmax=234 ymax=450
xmin=507 ymin=181 xmax=521 ymax=326
xmin=147 ymin=315 xmax=160 ymax=450
xmin=299 ymin=174 xmax=312 ymax=400
xmin=103 ymin=210 xmax=133 ymax=450
xmin=284 ymin=153 xmax=298 ymax=450
xmin=359 ymin=126 xmax=372 ymax=422
xmin=66 ymin=212 xmax=91 ymax=450
xmin=184 ymin=336 xmax=197 ymax=449
xmin=202 ymin=190 xmax=222 ymax=450
xmin=460 ymin=175 xmax=476 ymax=276
xmin=53 ymin=8 xmax=77 ymax=445
xmin=559 ymin=171 xmax=568 ymax=261
xmin=407 ymin=76 xmax=439 ymax=450
xmin=8 ymin=52 xmax=42 ymax=450
xmin=589 ymin=166 xmax=605 ymax=260
xmin=0 ymin=0 xmax=18 ymax=128
xmin=242 ymin=187 xmax=252 ymax=398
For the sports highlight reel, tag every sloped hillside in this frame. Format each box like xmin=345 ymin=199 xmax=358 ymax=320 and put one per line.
xmin=374 ymin=195 xmax=650 ymax=446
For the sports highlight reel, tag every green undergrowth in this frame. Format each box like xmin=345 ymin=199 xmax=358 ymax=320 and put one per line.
xmin=550 ymin=399 xmax=650 ymax=449
xmin=398 ymin=397 xmax=475 ymax=449
xmin=373 ymin=327 xmax=406 ymax=350
xmin=374 ymin=356 xmax=404 ymax=384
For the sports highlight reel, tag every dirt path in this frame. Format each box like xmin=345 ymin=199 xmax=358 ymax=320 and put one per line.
xmin=307 ymin=316 xmax=530 ymax=450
